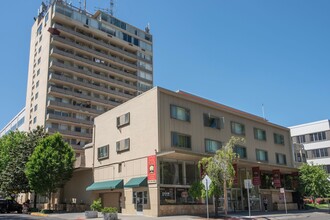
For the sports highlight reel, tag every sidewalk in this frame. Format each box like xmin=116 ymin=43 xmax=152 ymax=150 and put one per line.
xmin=48 ymin=209 xmax=330 ymax=220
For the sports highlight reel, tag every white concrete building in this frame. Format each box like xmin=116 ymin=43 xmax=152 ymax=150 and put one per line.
xmin=0 ymin=108 xmax=26 ymax=137
xmin=290 ymin=120 xmax=330 ymax=173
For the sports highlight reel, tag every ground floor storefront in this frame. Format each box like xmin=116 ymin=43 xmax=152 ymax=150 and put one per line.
xmin=84 ymin=152 xmax=299 ymax=217
xmin=20 ymin=152 xmax=298 ymax=216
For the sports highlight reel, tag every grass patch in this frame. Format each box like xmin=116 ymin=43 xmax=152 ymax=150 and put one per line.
xmin=305 ymin=203 xmax=330 ymax=209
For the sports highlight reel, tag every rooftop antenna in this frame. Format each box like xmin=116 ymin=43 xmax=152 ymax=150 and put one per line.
xmin=84 ymin=0 xmax=87 ymax=12
xmin=145 ymin=22 xmax=150 ymax=33
xmin=110 ymin=0 xmax=114 ymax=16
xmin=95 ymin=0 xmax=115 ymax=16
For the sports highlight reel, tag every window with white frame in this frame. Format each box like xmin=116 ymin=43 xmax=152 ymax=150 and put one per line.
xmin=254 ymin=128 xmax=266 ymax=141
xmin=116 ymin=138 xmax=130 ymax=152
xmin=231 ymin=121 xmax=245 ymax=136
xmin=297 ymin=135 xmax=306 ymax=143
xmin=234 ymin=145 xmax=247 ymax=159
xmin=274 ymin=133 xmax=285 ymax=145
xmin=171 ymin=132 xmax=191 ymax=149
xmin=256 ymin=149 xmax=268 ymax=162
xmin=203 ymin=113 xmax=222 ymax=129
xmin=276 ymin=153 xmax=287 ymax=165
xmin=117 ymin=112 xmax=130 ymax=128
xmin=309 ymin=132 xmax=326 ymax=142
xmin=170 ymin=105 xmax=190 ymax=122
xmin=205 ymin=139 xmax=222 ymax=153
xmin=97 ymin=145 xmax=109 ymax=160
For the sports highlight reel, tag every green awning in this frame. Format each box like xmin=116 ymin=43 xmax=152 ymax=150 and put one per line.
xmin=124 ymin=177 xmax=148 ymax=188
xmin=86 ymin=179 xmax=123 ymax=191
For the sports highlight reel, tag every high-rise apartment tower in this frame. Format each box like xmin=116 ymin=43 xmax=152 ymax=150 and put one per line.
xmin=25 ymin=0 xmax=153 ymax=155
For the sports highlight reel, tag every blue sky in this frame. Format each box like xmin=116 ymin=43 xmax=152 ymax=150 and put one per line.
xmin=0 ymin=0 xmax=329 ymax=129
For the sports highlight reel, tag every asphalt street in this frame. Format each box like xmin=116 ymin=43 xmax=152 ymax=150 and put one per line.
xmin=0 ymin=209 xmax=329 ymax=220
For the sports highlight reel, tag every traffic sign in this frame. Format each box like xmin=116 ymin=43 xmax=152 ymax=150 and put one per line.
xmin=244 ymin=179 xmax=252 ymax=189
xmin=202 ymin=175 xmax=212 ymax=190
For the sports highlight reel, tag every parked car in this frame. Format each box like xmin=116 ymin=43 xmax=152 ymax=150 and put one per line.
xmin=0 ymin=199 xmax=23 ymax=213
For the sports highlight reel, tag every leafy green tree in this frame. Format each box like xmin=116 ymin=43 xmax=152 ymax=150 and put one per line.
xmin=188 ymin=181 xmax=204 ymax=202
xmin=0 ymin=127 xmax=47 ymax=203
xmin=0 ymin=130 xmax=28 ymax=196
xmin=25 ymin=133 xmax=75 ymax=209
xmin=299 ymin=163 xmax=330 ymax=201
xmin=26 ymin=126 xmax=48 ymax=208
xmin=199 ymin=136 xmax=244 ymax=216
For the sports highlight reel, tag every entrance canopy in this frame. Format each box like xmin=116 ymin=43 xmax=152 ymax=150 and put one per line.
xmin=86 ymin=179 xmax=123 ymax=191
xmin=124 ymin=177 xmax=147 ymax=188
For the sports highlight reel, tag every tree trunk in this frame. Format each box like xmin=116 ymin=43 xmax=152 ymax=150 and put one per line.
xmin=215 ymin=195 xmax=219 ymax=218
xmin=48 ymin=192 xmax=51 ymax=210
xmin=34 ymin=193 xmax=37 ymax=209
xmin=224 ymin=180 xmax=227 ymax=216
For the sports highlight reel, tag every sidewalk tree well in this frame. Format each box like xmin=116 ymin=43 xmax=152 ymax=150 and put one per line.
xmin=25 ymin=132 xmax=75 ymax=209
xmin=198 ymin=136 xmax=244 ymax=216
xmin=298 ymin=163 xmax=330 ymax=203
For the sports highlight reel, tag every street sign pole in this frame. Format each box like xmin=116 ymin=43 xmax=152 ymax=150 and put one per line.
xmin=247 ymin=187 xmax=251 ymax=217
xmin=281 ymin=188 xmax=288 ymax=214
xmin=202 ymin=175 xmax=212 ymax=220
xmin=206 ymin=179 xmax=209 ymax=220
xmin=244 ymin=179 xmax=252 ymax=218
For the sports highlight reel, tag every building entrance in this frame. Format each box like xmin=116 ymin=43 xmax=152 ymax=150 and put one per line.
xmin=135 ymin=192 xmax=143 ymax=214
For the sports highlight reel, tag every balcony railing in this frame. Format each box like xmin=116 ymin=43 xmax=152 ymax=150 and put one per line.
xmin=47 ymin=100 xmax=104 ymax=116
xmin=49 ymin=73 xmax=133 ymax=100
xmin=46 ymin=113 xmax=93 ymax=126
xmin=48 ymin=86 xmax=121 ymax=108
xmin=49 ymin=60 xmax=137 ymax=90
xmin=46 ymin=127 xmax=92 ymax=139
xmin=53 ymin=23 xmax=139 ymax=60
xmin=50 ymin=47 xmax=137 ymax=80
xmin=52 ymin=35 xmax=138 ymax=69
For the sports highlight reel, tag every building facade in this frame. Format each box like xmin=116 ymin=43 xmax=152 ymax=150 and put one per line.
xmin=25 ymin=0 xmax=153 ymax=157
xmin=21 ymin=0 xmax=153 ymax=208
xmin=0 ymin=108 xmax=26 ymax=137
xmin=84 ymin=87 xmax=299 ymax=216
xmin=290 ymin=120 xmax=330 ymax=173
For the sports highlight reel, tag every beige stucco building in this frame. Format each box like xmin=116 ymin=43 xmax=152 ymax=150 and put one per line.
xmin=84 ymin=87 xmax=299 ymax=216
xmin=25 ymin=0 xmax=153 ymax=156
xmin=23 ymin=0 xmax=153 ymax=206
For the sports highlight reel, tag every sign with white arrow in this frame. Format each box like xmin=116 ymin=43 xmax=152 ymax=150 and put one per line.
xmin=202 ymin=175 xmax=212 ymax=190
xmin=202 ymin=175 xmax=212 ymax=219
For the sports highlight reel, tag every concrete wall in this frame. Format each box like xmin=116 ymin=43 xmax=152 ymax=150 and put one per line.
xmin=25 ymin=6 xmax=53 ymax=131
xmin=93 ymin=88 xmax=159 ymax=170
xmin=63 ymin=169 xmax=94 ymax=205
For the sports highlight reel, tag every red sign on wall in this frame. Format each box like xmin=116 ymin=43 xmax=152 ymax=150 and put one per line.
xmin=147 ymin=155 xmax=157 ymax=183
xmin=252 ymin=167 xmax=261 ymax=186
xmin=272 ymin=169 xmax=281 ymax=188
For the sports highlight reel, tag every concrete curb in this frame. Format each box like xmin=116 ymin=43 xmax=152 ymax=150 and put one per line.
xmin=30 ymin=212 xmax=49 ymax=217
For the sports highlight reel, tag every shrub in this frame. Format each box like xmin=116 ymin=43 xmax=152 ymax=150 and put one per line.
xmin=41 ymin=209 xmax=53 ymax=214
xmin=316 ymin=198 xmax=325 ymax=204
xmin=90 ymin=198 xmax=102 ymax=212
xmin=28 ymin=207 xmax=39 ymax=212
xmin=303 ymin=198 xmax=312 ymax=204
xmin=102 ymin=207 xmax=118 ymax=213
